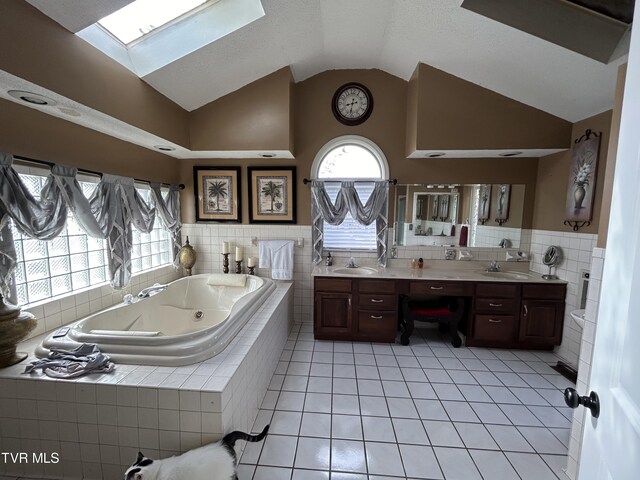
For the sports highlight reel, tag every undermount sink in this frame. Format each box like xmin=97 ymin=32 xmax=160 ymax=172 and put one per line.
xmin=332 ymin=267 xmax=378 ymax=275
xmin=480 ymin=271 xmax=533 ymax=280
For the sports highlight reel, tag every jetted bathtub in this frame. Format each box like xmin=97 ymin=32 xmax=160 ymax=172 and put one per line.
xmin=36 ymin=274 xmax=276 ymax=366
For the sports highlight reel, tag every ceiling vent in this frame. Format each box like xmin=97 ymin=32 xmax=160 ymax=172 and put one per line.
xmin=461 ymin=0 xmax=633 ymax=64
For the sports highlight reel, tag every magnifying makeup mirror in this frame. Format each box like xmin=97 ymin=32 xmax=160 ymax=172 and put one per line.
xmin=542 ymin=246 xmax=562 ymax=280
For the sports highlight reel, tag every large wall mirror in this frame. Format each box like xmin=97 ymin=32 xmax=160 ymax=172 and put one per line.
xmin=394 ymin=184 xmax=526 ymax=248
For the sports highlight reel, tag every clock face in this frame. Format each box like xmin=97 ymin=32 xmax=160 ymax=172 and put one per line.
xmin=332 ymin=83 xmax=373 ymax=125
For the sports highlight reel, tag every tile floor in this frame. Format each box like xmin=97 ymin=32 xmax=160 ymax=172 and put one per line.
xmin=238 ymin=323 xmax=574 ymax=480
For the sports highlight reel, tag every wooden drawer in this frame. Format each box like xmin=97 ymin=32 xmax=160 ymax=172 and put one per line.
xmin=473 ymin=314 xmax=516 ymax=342
xmin=315 ymin=277 xmax=352 ymax=293
xmin=356 ymin=309 xmax=397 ymax=340
xmin=475 ymin=298 xmax=518 ymax=314
xmin=476 ymin=282 xmax=519 ymax=299
xmin=359 ymin=279 xmax=396 ymax=294
xmin=522 ymin=284 xmax=566 ymax=299
xmin=358 ymin=293 xmax=397 ymax=308
xmin=409 ymin=281 xmax=473 ymax=297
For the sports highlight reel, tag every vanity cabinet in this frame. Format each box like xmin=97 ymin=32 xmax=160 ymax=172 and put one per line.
xmin=466 ymin=282 xmax=566 ymax=349
xmin=314 ymin=277 xmax=397 ymax=342
xmin=314 ymin=275 xmax=566 ymax=349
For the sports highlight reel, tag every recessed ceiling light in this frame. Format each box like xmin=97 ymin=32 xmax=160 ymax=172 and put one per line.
xmin=8 ymin=90 xmax=57 ymax=106
xmin=500 ymin=151 xmax=523 ymax=157
xmin=425 ymin=152 xmax=445 ymax=158
xmin=259 ymin=153 xmax=276 ymax=158
xmin=154 ymin=145 xmax=175 ymax=151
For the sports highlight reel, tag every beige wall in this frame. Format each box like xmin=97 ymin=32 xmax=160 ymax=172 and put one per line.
xmin=532 ymin=110 xmax=613 ymax=234
xmin=0 ymin=99 xmax=179 ymax=183
xmin=597 ymin=64 xmax=626 ymax=247
xmin=179 ymin=69 xmax=546 ymax=226
xmin=413 ymin=64 xmax=572 ymax=152
xmin=0 ymin=2 xmax=190 ymax=147
xmin=189 ymin=68 xmax=293 ymax=152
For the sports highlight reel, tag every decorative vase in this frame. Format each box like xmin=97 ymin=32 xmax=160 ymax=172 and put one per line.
xmin=178 ymin=237 xmax=197 ymax=276
xmin=0 ymin=293 xmax=37 ymax=368
xmin=574 ymin=185 xmax=586 ymax=209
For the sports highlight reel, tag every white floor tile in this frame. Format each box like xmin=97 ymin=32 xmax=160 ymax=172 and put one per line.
xmin=292 ymin=468 xmax=330 ymax=480
xmin=362 ymin=416 xmax=396 ymax=442
xmin=485 ymin=424 xmax=535 ymax=453
xmin=499 ymin=404 xmax=544 ymax=426
xmin=276 ymin=391 xmax=306 ymax=411
xmin=505 ymin=451 xmax=559 ymax=480
xmin=357 ymin=379 xmax=384 ymax=396
xmin=365 ymin=441 xmax=405 ymax=477
xmin=331 ymin=414 xmax=363 ymax=440
xmin=392 ymin=418 xmax=430 ymax=445
xmin=399 ymin=444 xmax=443 ymax=479
xmin=294 ymin=436 xmax=330 ymax=470
xmin=304 ymin=393 xmax=332 ymax=413
xmin=332 ymin=395 xmax=360 ymax=415
xmin=270 ymin=410 xmax=302 ymax=436
xmin=433 ymin=446 xmax=483 ymax=480
xmin=359 ymin=396 xmax=389 ymax=417
xmin=297 ymin=410 xmax=331 ymax=437
xmin=469 ymin=449 xmax=520 ymax=480
xmin=423 ymin=420 xmax=464 ymax=447
xmin=331 ymin=439 xmax=367 ymax=473
xmin=253 ymin=465 xmax=292 ymax=480
xmin=517 ymin=426 xmax=567 ymax=454
xmin=387 ymin=397 xmax=419 ymax=419
xmin=454 ymin=422 xmax=499 ymax=450
xmin=258 ymin=435 xmax=298 ymax=467
xmin=442 ymin=401 xmax=480 ymax=423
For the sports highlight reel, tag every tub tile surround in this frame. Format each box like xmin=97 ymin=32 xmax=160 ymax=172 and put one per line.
xmin=22 ymin=265 xmax=182 ymax=340
xmin=0 ymin=283 xmax=293 ymax=480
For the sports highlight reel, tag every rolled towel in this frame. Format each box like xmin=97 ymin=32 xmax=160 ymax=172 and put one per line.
xmin=207 ymin=274 xmax=247 ymax=287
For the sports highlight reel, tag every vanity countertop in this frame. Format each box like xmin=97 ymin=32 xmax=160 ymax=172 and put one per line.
xmin=312 ymin=264 xmax=566 ymax=284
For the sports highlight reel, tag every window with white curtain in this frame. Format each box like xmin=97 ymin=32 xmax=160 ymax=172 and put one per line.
xmin=10 ymin=173 xmax=172 ymax=305
xmin=313 ymin=136 xmax=389 ymax=251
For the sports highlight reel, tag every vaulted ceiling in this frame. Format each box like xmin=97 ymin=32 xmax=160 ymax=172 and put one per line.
xmin=26 ymin=0 xmax=627 ymax=122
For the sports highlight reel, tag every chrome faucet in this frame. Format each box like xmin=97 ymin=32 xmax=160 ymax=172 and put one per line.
xmin=486 ymin=261 xmax=501 ymax=272
xmin=346 ymin=257 xmax=358 ymax=268
xmin=123 ymin=293 xmax=139 ymax=305
xmin=137 ymin=283 xmax=167 ymax=299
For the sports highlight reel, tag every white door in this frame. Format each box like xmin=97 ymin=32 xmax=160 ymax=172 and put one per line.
xmin=578 ymin=5 xmax=640 ymax=479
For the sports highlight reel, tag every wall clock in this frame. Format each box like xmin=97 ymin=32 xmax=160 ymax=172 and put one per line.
xmin=331 ymin=82 xmax=373 ymax=126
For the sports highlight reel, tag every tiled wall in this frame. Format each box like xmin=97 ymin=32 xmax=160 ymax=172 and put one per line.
xmin=474 ymin=225 xmax=522 ymax=249
xmin=23 ymin=265 xmax=182 ymax=339
xmin=528 ymin=230 xmax=598 ymax=367
xmin=181 ymin=224 xmax=313 ymax=325
xmin=565 ymin=247 xmax=605 ymax=480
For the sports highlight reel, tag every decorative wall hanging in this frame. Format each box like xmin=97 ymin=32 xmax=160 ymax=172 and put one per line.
xmin=494 ymin=184 xmax=511 ymax=226
xmin=194 ymin=167 xmax=241 ymax=222
xmin=564 ymin=129 xmax=601 ymax=231
xmin=478 ymin=184 xmax=491 ymax=225
xmin=248 ymin=166 xmax=296 ymax=223
xmin=439 ymin=195 xmax=449 ymax=221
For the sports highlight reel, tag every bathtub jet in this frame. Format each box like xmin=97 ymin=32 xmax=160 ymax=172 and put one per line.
xmin=36 ymin=274 xmax=276 ymax=366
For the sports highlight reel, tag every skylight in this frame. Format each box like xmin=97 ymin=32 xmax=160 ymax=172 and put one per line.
xmin=99 ymin=0 xmax=208 ymax=45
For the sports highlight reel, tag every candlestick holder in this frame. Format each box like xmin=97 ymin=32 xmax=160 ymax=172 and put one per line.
xmin=222 ymin=253 xmax=230 ymax=273
xmin=235 ymin=260 xmax=242 ymax=274
xmin=248 ymin=266 xmax=255 ymax=275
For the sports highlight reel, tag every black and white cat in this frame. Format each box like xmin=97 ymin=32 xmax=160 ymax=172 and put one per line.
xmin=124 ymin=424 xmax=269 ymax=480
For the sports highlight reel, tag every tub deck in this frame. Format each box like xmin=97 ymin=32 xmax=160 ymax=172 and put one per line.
xmin=0 ymin=283 xmax=293 ymax=480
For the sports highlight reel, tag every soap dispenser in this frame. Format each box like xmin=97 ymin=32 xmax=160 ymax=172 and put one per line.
xmin=325 ymin=252 xmax=333 ymax=267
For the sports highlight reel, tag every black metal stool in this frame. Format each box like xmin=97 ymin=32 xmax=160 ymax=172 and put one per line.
xmin=400 ymin=294 xmax=465 ymax=347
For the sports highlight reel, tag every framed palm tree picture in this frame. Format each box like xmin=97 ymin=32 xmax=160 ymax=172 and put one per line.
xmin=193 ymin=166 xmax=241 ymax=222
xmin=248 ymin=166 xmax=296 ymax=223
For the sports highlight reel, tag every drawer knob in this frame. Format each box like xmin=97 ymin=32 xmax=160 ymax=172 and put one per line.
xmin=370 ymin=299 xmax=384 ymax=303
xmin=370 ymin=315 xmax=383 ymax=319
xmin=489 ymin=303 xmax=503 ymax=307
xmin=430 ymin=286 xmax=444 ymax=290
xmin=488 ymin=318 xmax=502 ymax=323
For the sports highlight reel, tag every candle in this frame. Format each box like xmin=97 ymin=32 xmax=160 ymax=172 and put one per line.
xmin=222 ymin=241 xmax=230 ymax=254
xmin=235 ymin=246 xmax=243 ymax=261
xmin=247 ymin=257 xmax=255 ymax=267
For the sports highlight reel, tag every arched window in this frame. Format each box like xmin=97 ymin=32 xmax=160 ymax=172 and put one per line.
xmin=312 ymin=136 xmax=389 ymax=251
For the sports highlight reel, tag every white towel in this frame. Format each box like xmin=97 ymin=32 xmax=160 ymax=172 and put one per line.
xmin=259 ymin=240 xmax=294 ymax=280
xmin=207 ymin=274 xmax=247 ymax=287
